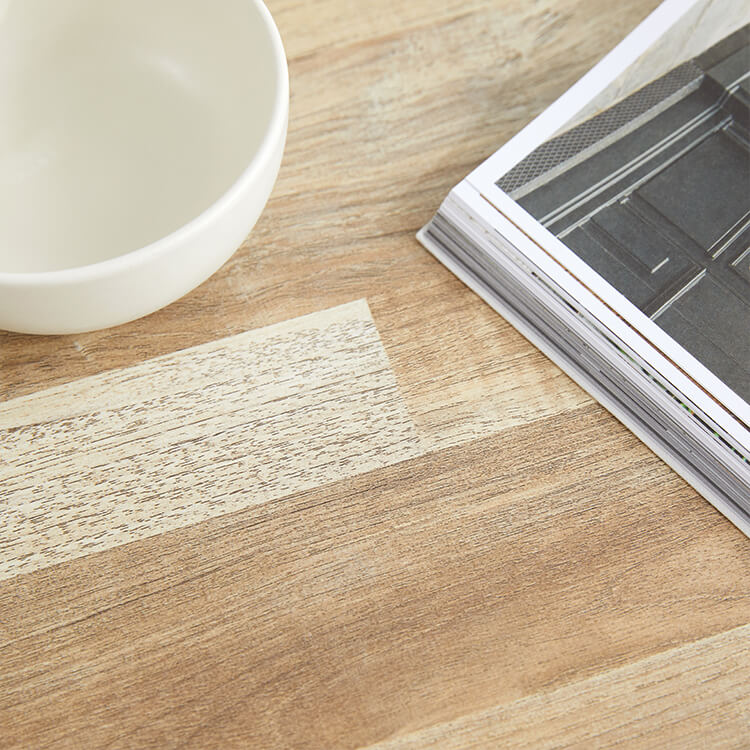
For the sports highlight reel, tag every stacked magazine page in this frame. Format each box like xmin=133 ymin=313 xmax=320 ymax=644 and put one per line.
xmin=420 ymin=0 xmax=750 ymax=535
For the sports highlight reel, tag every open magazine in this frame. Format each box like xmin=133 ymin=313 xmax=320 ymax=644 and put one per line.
xmin=419 ymin=0 xmax=750 ymax=535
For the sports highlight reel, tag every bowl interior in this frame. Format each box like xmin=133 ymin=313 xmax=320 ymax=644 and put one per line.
xmin=0 ymin=0 xmax=280 ymax=273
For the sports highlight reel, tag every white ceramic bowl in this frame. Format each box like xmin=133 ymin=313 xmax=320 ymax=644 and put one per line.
xmin=0 ymin=0 xmax=288 ymax=334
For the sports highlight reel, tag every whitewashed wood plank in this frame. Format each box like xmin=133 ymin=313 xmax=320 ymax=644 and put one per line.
xmin=0 ymin=300 xmax=422 ymax=580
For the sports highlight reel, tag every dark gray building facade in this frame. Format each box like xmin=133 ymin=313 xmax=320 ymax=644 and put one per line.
xmin=501 ymin=26 xmax=750 ymax=403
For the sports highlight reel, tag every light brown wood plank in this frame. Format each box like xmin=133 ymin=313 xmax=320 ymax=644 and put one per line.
xmin=370 ymin=279 xmax=590 ymax=450
xmin=1 ymin=405 xmax=747 ymax=749
xmin=0 ymin=300 xmax=421 ymax=580
xmin=366 ymin=624 xmax=750 ymax=750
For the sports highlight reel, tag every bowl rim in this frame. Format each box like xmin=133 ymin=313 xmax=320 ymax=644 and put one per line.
xmin=0 ymin=0 xmax=289 ymax=287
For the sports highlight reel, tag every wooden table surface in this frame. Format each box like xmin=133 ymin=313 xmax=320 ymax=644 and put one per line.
xmin=1 ymin=1 xmax=749 ymax=747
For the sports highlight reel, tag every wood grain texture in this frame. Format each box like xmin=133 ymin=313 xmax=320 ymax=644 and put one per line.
xmin=2 ymin=0 xmax=748 ymax=748
xmin=2 ymin=404 xmax=748 ymax=750
xmin=367 ymin=624 xmax=750 ymax=750
xmin=0 ymin=300 xmax=421 ymax=580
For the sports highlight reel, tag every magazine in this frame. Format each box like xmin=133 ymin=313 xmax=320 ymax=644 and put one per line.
xmin=419 ymin=0 xmax=750 ymax=534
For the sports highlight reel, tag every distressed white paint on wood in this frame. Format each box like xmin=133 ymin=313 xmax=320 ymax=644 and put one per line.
xmin=0 ymin=300 xmax=421 ymax=580
xmin=367 ymin=623 xmax=750 ymax=750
